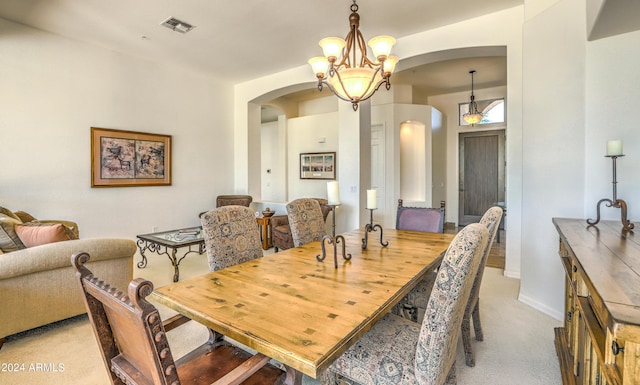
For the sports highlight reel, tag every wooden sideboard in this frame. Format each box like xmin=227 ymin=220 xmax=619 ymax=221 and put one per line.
xmin=553 ymin=218 xmax=640 ymax=385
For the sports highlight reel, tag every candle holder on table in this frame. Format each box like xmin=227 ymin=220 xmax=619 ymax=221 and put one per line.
xmin=316 ymin=205 xmax=352 ymax=268
xmin=587 ymin=154 xmax=634 ymax=231
xmin=361 ymin=208 xmax=388 ymax=249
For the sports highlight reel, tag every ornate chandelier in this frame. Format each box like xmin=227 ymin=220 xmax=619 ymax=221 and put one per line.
xmin=308 ymin=0 xmax=398 ymax=111
xmin=463 ymin=70 xmax=483 ymax=124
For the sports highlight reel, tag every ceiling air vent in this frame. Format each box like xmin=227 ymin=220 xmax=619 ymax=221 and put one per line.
xmin=161 ymin=17 xmax=195 ymax=34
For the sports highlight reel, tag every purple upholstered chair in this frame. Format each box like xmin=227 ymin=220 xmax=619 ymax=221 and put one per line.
xmin=396 ymin=199 xmax=445 ymax=233
xmin=319 ymin=223 xmax=488 ymax=385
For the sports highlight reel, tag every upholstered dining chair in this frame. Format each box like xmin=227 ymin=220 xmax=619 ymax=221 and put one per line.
xmin=216 ymin=194 xmax=253 ymax=208
xmin=319 ymin=223 xmax=488 ymax=385
xmin=286 ymin=198 xmax=327 ymax=248
xmin=460 ymin=205 xmax=503 ymax=367
xmin=392 ymin=199 xmax=445 ymax=319
xmin=72 ymin=252 xmax=286 ymax=385
xmin=271 ymin=198 xmax=331 ymax=252
xmin=397 ymin=206 xmax=503 ymax=368
xmin=200 ymin=205 xmax=263 ymax=272
xmin=396 ymin=199 xmax=445 ymax=233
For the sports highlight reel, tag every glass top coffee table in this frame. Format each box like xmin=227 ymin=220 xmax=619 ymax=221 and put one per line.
xmin=136 ymin=227 xmax=205 ymax=282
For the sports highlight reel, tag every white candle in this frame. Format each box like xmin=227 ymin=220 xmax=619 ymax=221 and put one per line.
xmin=327 ymin=181 xmax=340 ymax=205
xmin=367 ymin=189 xmax=377 ymax=209
xmin=606 ymin=140 xmax=623 ymax=156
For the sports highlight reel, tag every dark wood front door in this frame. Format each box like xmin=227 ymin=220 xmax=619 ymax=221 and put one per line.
xmin=459 ymin=130 xmax=505 ymax=226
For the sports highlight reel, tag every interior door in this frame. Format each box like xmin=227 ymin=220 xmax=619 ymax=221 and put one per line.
xmin=371 ymin=124 xmax=385 ymax=224
xmin=458 ymin=130 xmax=505 ymax=226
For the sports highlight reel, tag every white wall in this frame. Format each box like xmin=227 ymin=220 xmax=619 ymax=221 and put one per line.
xmin=260 ymin=120 xmax=287 ymax=203
xmin=286 ymin=112 xmax=339 ymax=201
xmin=585 ymin=30 xmax=640 ymax=221
xmin=519 ymin=0 xmax=587 ymax=319
xmin=0 ymin=18 xmax=235 ymax=239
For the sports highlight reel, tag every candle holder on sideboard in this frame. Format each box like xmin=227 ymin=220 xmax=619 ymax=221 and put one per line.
xmin=316 ymin=205 xmax=352 ymax=268
xmin=587 ymin=155 xmax=634 ymax=231
xmin=361 ymin=208 xmax=388 ymax=249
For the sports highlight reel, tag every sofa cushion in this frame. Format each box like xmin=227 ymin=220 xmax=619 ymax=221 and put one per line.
xmin=14 ymin=210 xmax=37 ymax=223
xmin=14 ymin=223 xmax=75 ymax=248
xmin=0 ymin=213 xmax=26 ymax=253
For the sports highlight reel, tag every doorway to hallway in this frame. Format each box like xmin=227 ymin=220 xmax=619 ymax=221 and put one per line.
xmin=458 ymin=129 xmax=505 ymax=226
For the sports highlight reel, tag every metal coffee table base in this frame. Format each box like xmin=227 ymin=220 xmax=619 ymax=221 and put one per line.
xmin=136 ymin=227 xmax=206 ymax=282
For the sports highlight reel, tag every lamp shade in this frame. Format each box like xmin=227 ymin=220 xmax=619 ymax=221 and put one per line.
xmin=327 ymin=67 xmax=380 ymax=101
xmin=319 ymin=37 xmax=346 ymax=60
xmin=463 ymin=113 xmax=483 ymax=125
xmin=368 ymin=35 xmax=396 ymax=60
xmin=383 ymin=55 xmax=399 ymax=75
xmin=308 ymin=57 xmax=329 ymax=77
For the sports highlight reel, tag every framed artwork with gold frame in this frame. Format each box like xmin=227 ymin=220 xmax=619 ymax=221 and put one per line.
xmin=91 ymin=127 xmax=172 ymax=187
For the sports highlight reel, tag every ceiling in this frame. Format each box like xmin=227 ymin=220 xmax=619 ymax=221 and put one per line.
xmin=0 ymin=0 xmax=517 ymax=98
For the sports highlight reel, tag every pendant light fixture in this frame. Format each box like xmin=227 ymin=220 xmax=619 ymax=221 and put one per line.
xmin=308 ymin=0 xmax=398 ymax=111
xmin=463 ymin=70 xmax=483 ymax=125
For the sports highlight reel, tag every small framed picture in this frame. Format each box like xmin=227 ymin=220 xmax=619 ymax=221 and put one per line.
xmin=91 ymin=127 xmax=172 ymax=187
xmin=300 ymin=152 xmax=336 ymax=180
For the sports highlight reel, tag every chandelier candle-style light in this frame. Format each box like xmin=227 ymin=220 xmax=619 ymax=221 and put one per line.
xmin=463 ymin=70 xmax=483 ymax=125
xmin=308 ymin=0 xmax=398 ymax=111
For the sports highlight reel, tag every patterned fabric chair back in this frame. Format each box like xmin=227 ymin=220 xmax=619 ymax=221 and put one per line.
xmin=286 ymin=198 xmax=327 ymax=247
xmin=396 ymin=207 xmax=445 ymax=233
xmin=414 ymin=223 xmax=488 ymax=384
xmin=468 ymin=206 xmax=503 ymax=306
xmin=200 ymin=206 xmax=263 ymax=272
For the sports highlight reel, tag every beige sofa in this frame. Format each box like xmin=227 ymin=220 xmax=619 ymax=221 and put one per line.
xmin=0 ymin=237 xmax=136 ymax=348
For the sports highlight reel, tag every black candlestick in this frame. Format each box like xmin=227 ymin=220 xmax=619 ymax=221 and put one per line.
xmin=316 ymin=205 xmax=352 ymax=268
xmin=361 ymin=208 xmax=388 ymax=249
xmin=587 ymin=155 xmax=634 ymax=231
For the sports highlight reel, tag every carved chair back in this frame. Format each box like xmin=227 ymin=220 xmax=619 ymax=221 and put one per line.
xmin=73 ymin=252 xmax=181 ymax=385
xmin=72 ymin=252 xmax=285 ymax=385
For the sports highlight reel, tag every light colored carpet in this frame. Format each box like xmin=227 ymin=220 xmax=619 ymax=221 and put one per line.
xmin=0 ymin=249 xmax=562 ymax=385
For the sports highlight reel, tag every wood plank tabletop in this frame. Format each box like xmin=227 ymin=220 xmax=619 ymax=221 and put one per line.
xmin=553 ymin=218 xmax=640 ymax=328
xmin=151 ymin=228 xmax=454 ymax=379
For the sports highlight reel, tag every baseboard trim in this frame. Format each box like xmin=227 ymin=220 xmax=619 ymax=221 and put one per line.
xmin=518 ymin=293 xmax=563 ymax=321
xmin=503 ymin=269 xmax=520 ymax=279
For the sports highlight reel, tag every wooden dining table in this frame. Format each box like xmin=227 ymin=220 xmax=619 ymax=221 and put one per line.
xmin=151 ymin=228 xmax=454 ymax=385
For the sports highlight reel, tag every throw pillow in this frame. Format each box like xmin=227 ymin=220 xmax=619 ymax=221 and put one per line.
xmin=0 ymin=213 xmax=26 ymax=252
xmin=14 ymin=223 xmax=73 ymax=248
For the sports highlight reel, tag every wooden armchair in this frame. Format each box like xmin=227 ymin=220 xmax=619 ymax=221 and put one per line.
xmin=216 ymin=195 xmax=253 ymax=207
xmin=72 ymin=252 xmax=285 ymax=385
xmin=271 ymin=198 xmax=331 ymax=252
